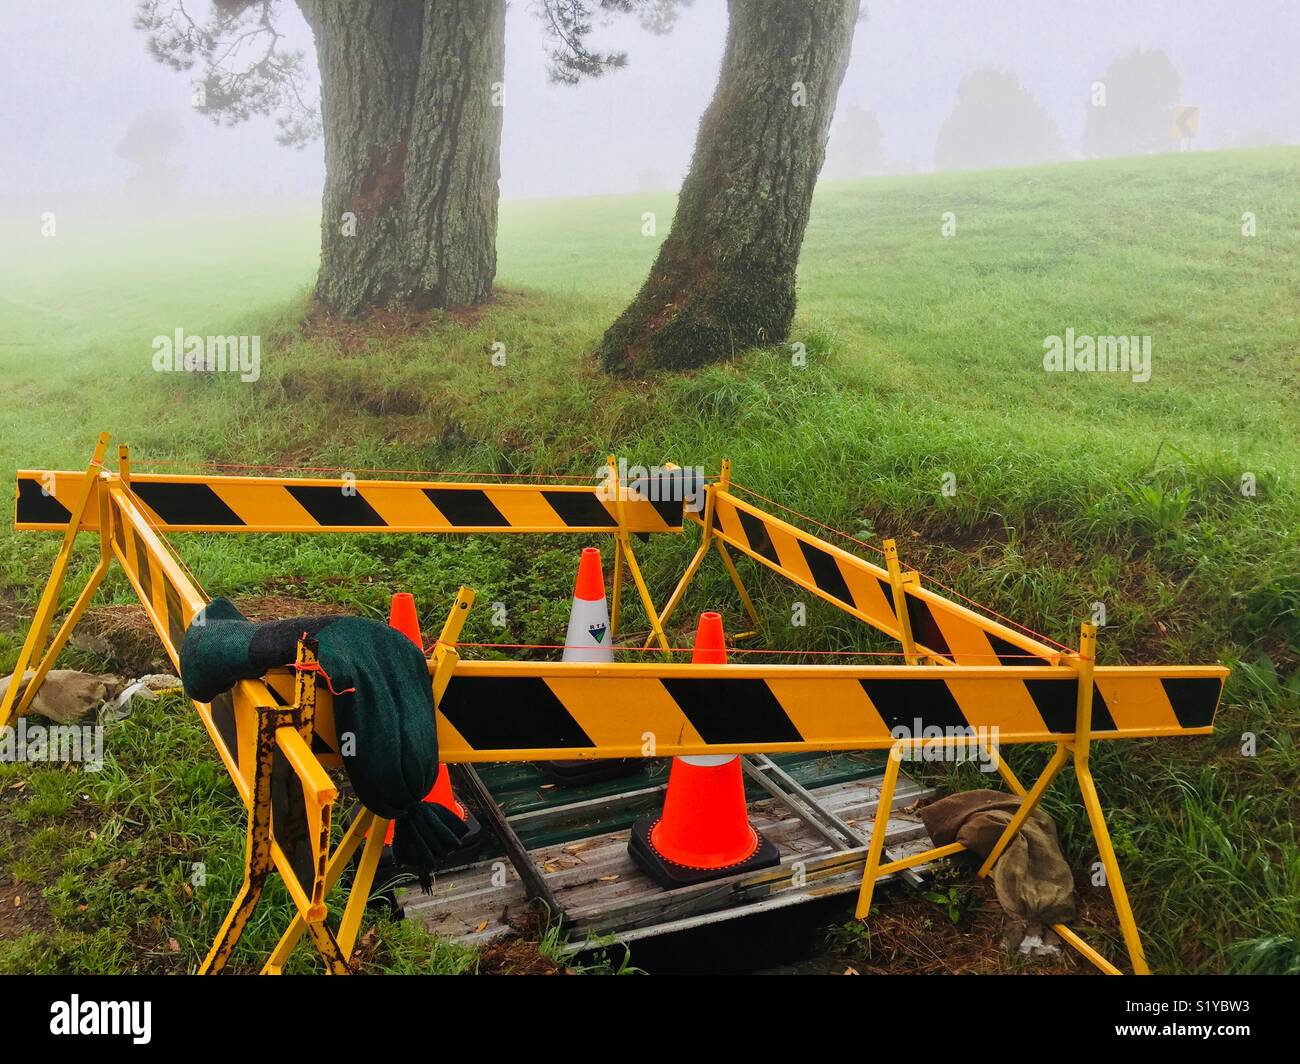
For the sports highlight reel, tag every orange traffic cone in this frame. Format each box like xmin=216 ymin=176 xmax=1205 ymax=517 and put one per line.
xmin=380 ymin=592 xmax=478 ymax=851
xmin=539 ymin=547 xmax=639 ymax=786
xmin=627 ymin=612 xmax=780 ymax=888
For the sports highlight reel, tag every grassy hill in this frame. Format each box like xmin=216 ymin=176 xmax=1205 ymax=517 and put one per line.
xmin=1 ymin=147 xmax=1297 ymax=974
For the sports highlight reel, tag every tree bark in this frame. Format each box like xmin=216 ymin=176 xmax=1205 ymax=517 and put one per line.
xmin=599 ymin=0 xmax=858 ymax=374
xmin=299 ymin=0 xmax=505 ymax=317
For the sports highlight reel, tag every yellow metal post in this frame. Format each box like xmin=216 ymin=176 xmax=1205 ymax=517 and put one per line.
xmin=335 ymin=814 xmax=389 ymax=960
xmin=607 ymin=456 xmax=670 ymax=653
xmin=432 ymin=586 xmax=474 ymax=702
xmin=1071 ymin=622 xmax=1150 ymax=975
xmin=610 ymin=536 xmax=624 ymax=639
xmin=883 ymin=539 xmax=920 ymax=666
xmin=854 ymin=739 xmax=905 ymax=918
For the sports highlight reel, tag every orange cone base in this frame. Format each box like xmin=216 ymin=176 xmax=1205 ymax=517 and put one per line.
xmin=628 ymin=813 xmax=780 ymax=889
xmin=537 ymin=758 xmax=642 ymax=787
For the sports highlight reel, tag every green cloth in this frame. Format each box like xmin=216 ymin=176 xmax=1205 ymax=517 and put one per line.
xmin=180 ymin=597 xmax=467 ymax=889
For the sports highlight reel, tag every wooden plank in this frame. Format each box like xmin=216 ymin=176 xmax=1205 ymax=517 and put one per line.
xmin=402 ymin=770 xmax=938 ymax=948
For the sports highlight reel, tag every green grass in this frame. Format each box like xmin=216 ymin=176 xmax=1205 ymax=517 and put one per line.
xmin=1 ymin=147 xmax=1297 ymax=973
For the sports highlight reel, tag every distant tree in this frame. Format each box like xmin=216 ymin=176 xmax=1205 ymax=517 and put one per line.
xmin=116 ymin=109 xmax=187 ymax=202
xmin=934 ymin=68 xmax=1066 ymax=172
xmin=822 ymin=104 xmax=886 ymax=179
xmin=1083 ymin=49 xmax=1181 ymax=157
xmin=597 ymin=0 xmax=861 ymax=375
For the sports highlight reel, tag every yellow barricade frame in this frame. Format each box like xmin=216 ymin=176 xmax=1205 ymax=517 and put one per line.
xmin=3 ymin=437 xmax=1228 ymax=975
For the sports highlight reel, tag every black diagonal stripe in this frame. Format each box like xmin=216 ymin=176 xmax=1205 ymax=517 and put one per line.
xmin=133 ymin=535 xmax=154 ymax=604
xmin=164 ymin=581 xmax=184 ymax=652
xmin=286 ymin=485 xmax=387 ymax=527
xmin=311 ymin=731 xmax=336 ymax=755
xmin=877 ymin=577 xmax=897 ymax=619
xmin=209 ymin=689 xmax=239 ymax=765
xmin=735 ymin=509 xmax=780 ymax=565
xmin=133 ymin=482 xmax=245 ymax=526
xmin=1161 ymin=677 xmax=1221 ymax=729
xmin=111 ymin=505 xmax=127 ymax=557
xmin=797 ymin=540 xmax=853 ymax=607
xmin=439 ymin=676 xmax=594 ymax=750
xmin=660 ymin=678 xmax=803 ymax=745
xmin=1023 ymin=680 xmax=1117 ymax=733
xmin=542 ymin=490 xmax=617 ymax=528
xmin=905 ymin=594 xmax=953 ymax=659
xmin=859 ymin=679 xmax=970 ymax=733
xmin=16 ymin=478 xmax=73 ymax=525
xmin=987 ymin=632 xmax=1051 ymax=667
xmin=646 ymin=470 xmax=686 ymax=528
xmin=423 ymin=488 xmax=509 ymax=528
xmin=271 ymin=747 xmax=314 ymax=896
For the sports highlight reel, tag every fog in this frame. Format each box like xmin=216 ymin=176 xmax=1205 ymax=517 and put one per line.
xmin=2 ymin=0 xmax=1297 ymax=212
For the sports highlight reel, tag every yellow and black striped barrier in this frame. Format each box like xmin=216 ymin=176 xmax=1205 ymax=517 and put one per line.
xmin=3 ymin=436 xmax=1229 ymax=976
xmin=16 ymin=468 xmax=688 ymax=534
xmin=424 ymin=660 xmax=1222 ymax=760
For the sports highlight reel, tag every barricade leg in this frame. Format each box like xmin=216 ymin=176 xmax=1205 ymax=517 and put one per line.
xmin=976 ymin=743 xmax=1069 ymax=877
xmin=262 ymin=809 xmax=375 ymax=974
xmin=200 ymin=706 xmax=291 ymax=973
xmin=1 ymin=433 xmax=111 ymax=731
xmin=1076 ymin=753 xmax=1150 ymax=974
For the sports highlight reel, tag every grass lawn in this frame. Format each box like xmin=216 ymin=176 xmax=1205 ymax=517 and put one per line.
xmin=1 ymin=147 xmax=1297 ymax=974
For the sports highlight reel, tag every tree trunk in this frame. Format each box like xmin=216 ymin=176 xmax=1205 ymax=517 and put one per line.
xmin=599 ymin=0 xmax=858 ymax=374
xmin=299 ymin=0 xmax=505 ymax=317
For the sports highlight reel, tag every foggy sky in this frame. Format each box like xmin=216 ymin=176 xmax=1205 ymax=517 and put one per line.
xmin=2 ymin=0 xmax=1297 ymax=209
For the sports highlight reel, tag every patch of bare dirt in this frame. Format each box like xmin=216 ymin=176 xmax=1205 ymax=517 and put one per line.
xmin=74 ymin=595 xmax=340 ymax=675
xmin=470 ymin=909 xmax=568 ymax=975
xmin=474 ymin=935 xmax=568 ymax=976
xmin=831 ymin=873 xmax=1123 ymax=975
xmin=295 ymin=290 xmax=528 ymax=354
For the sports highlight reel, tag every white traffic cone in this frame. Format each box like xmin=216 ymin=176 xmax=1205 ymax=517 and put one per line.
xmin=540 ymin=547 xmax=638 ymax=785
xmin=562 ymin=547 xmax=614 ymax=664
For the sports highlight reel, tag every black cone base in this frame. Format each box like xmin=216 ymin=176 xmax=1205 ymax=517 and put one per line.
xmin=537 ymin=759 xmax=641 ymax=786
xmin=372 ymin=808 xmax=485 ymax=889
xmin=431 ymin=807 xmax=484 ymax=871
xmin=627 ymin=814 xmax=781 ymax=890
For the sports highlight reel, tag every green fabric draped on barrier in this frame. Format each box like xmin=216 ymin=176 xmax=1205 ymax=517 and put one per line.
xmin=180 ymin=597 xmax=467 ymax=890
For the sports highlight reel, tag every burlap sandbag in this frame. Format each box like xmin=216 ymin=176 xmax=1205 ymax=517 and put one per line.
xmin=0 ymin=669 xmax=123 ymax=725
xmin=919 ymin=789 xmax=1077 ymax=950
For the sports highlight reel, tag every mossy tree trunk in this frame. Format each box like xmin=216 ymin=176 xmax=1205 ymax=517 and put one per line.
xmin=299 ymin=0 xmax=505 ymax=317
xmin=599 ymin=0 xmax=859 ymax=374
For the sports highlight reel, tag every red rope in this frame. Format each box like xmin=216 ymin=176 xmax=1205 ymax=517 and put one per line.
xmin=291 ymin=658 xmax=355 ymax=696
